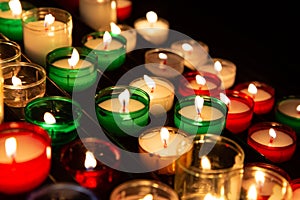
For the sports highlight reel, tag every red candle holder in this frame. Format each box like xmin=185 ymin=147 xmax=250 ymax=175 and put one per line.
xmin=290 ymin=178 xmax=300 ymax=200
xmin=116 ymin=0 xmax=132 ymax=21
xmin=233 ymin=81 xmax=275 ymax=115
xmin=223 ymin=89 xmax=254 ymax=134
xmin=0 ymin=122 xmax=51 ymax=194
xmin=178 ymin=71 xmax=222 ymax=98
xmin=247 ymin=122 xmax=297 ymax=163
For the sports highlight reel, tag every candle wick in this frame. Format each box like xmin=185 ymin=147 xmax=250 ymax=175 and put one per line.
xmin=151 ymin=87 xmax=154 ymax=93
xmin=122 ymin=100 xmax=126 ymax=112
xmin=104 ymin=42 xmax=108 ymax=50
xmin=163 ymin=139 xmax=167 ymax=148
xmin=162 ymin=59 xmax=167 ymax=65
xmin=269 ymin=137 xmax=274 ymax=144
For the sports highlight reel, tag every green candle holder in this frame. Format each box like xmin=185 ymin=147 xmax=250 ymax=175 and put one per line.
xmin=174 ymin=95 xmax=228 ymax=135
xmin=46 ymin=46 xmax=98 ymax=93
xmin=81 ymin=31 xmax=127 ymax=72
xmin=95 ymin=85 xmax=150 ymax=138
xmin=24 ymin=96 xmax=82 ymax=146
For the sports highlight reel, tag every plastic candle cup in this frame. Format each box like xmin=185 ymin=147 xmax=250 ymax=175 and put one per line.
xmin=22 ymin=7 xmax=73 ymax=66
xmin=110 ymin=22 xmax=136 ymax=53
xmin=213 ymin=58 xmax=237 ymax=89
xmin=82 ymin=31 xmax=126 ymax=72
xmin=0 ymin=39 xmax=22 ymax=64
xmin=174 ymin=95 xmax=228 ymax=135
xmin=234 ymin=81 xmax=275 ymax=115
xmin=24 ymin=96 xmax=83 ymax=146
xmin=46 ymin=46 xmax=98 ymax=93
xmin=134 ymin=11 xmax=169 ymax=45
xmin=110 ymin=179 xmax=180 ymax=200
xmin=275 ymin=95 xmax=300 ymax=134
xmin=290 ymin=178 xmax=300 ymax=200
xmin=129 ymin=75 xmax=175 ymax=116
xmin=247 ymin=121 xmax=297 ymax=163
xmin=178 ymin=71 xmax=223 ymax=98
xmin=220 ymin=90 xmax=254 ymax=134
xmin=95 ymin=85 xmax=150 ymax=138
xmin=2 ymin=62 xmax=46 ymax=108
xmin=144 ymin=48 xmax=184 ymax=79
xmin=0 ymin=121 xmax=51 ymax=195
xmin=116 ymin=0 xmax=132 ymax=21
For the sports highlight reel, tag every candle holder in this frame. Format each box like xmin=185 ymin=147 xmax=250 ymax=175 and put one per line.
xmin=174 ymin=134 xmax=245 ymax=200
xmin=224 ymin=89 xmax=254 ymax=134
xmin=95 ymin=85 xmax=150 ymax=138
xmin=110 ymin=179 xmax=179 ymax=200
xmin=117 ymin=24 xmax=136 ymax=53
xmin=0 ymin=121 xmax=51 ymax=195
xmin=213 ymin=58 xmax=237 ymax=89
xmin=144 ymin=48 xmax=184 ymax=79
xmin=46 ymin=46 xmax=98 ymax=93
xmin=24 ymin=96 xmax=82 ymax=146
xmin=174 ymin=95 xmax=228 ymax=135
xmin=247 ymin=121 xmax=297 ymax=163
xmin=290 ymin=178 xmax=300 ymax=200
xmin=2 ymin=62 xmax=46 ymax=108
xmin=82 ymin=31 xmax=126 ymax=72
xmin=22 ymin=7 xmax=73 ymax=66
xmin=0 ymin=39 xmax=22 ymax=64
xmin=240 ymin=165 xmax=293 ymax=200
xmin=234 ymin=81 xmax=275 ymax=115
xmin=60 ymin=137 xmax=122 ymax=196
xmin=116 ymin=0 xmax=132 ymax=21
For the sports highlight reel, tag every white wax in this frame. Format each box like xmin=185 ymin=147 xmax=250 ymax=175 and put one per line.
xmin=178 ymin=105 xmax=224 ymax=121
xmin=186 ymin=79 xmax=217 ymax=91
xmin=277 ymin=99 xmax=300 ymax=119
xmin=52 ymin=58 xmax=92 ymax=69
xmin=84 ymin=38 xmax=123 ymax=51
xmin=98 ymin=98 xmax=145 ymax=112
xmin=0 ymin=10 xmax=22 ymax=19
xmin=228 ymin=99 xmax=250 ymax=114
xmin=250 ymin=129 xmax=293 ymax=147
xmin=241 ymin=88 xmax=272 ymax=102
xmin=23 ymin=20 xmax=72 ymax=66
xmin=213 ymin=58 xmax=237 ymax=89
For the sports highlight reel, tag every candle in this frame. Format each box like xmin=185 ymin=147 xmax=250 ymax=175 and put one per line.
xmin=220 ymin=90 xmax=254 ymax=134
xmin=24 ymin=96 xmax=83 ymax=146
xmin=144 ymin=48 xmax=184 ymax=79
xmin=234 ymin=81 xmax=275 ymax=115
xmin=2 ymin=62 xmax=46 ymax=108
xmin=138 ymin=126 xmax=189 ymax=175
xmin=213 ymin=58 xmax=237 ymax=89
xmin=46 ymin=46 xmax=98 ymax=93
xmin=110 ymin=22 xmax=137 ymax=52
xmin=247 ymin=122 xmax=297 ymax=163
xmin=82 ymin=31 xmax=126 ymax=71
xmin=22 ymin=7 xmax=73 ymax=66
xmin=95 ymin=85 xmax=150 ymax=138
xmin=134 ymin=11 xmax=169 ymax=45
xmin=0 ymin=40 xmax=21 ymax=64
xmin=290 ymin=178 xmax=300 ymax=200
xmin=129 ymin=75 xmax=175 ymax=116
xmin=0 ymin=122 xmax=51 ymax=194
xmin=275 ymin=95 xmax=300 ymax=133
xmin=116 ymin=0 xmax=132 ymax=21
xmin=79 ymin=0 xmax=117 ymax=31
xmin=178 ymin=71 xmax=223 ymax=98
xmin=174 ymin=95 xmax=227 ymax=135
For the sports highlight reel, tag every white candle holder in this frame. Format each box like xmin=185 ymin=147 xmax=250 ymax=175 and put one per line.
xmin=0 ymin=40 xmax=21 ymax=64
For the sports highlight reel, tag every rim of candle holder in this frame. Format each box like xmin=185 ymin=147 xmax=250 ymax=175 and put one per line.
xmin=225 ymin=89 xmax=255 ymax=116
xmin=0 ymin=39 xmax=22 ymax=64
xmin=290 ymin=178 xmax=300 ymax=191
xmin=145 ymin=47 xmax=184 ymax=64
xmin=275 ymin=95 xmax=300 ymax=121
xmin=134 ymin=16 xmax=170 ymax=28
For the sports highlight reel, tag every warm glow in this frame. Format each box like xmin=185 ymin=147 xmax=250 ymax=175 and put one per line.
xmin=214 ymin=60 xmax=222 ymax=72
xmin=46 ymin=146 xmax=51 ymax=159
xmin=248 ymin=83 xmax=258 ymax=96
xmin=43 ymin=112 xmax=56 ymax=124
xmin=118 ymin=89 xmax=130 ymax=112
xmin=141 ymin=194 xmax=153 ymax=200
xmin=160 ymin=127 xmax=170 ymax=148
xmin=146 ymin=11 xmax=158 ymax=24
xmin=143 ymin=75 xmax=156 ymax=92
xmin=158 ymin=52 xmax=167 ymax=60
xmin=269 ymin=128 xmax=276 ymax=139
xmin=8 ymin=0 xmax=22 ymax=16
xmin=44 ymin=14 xmax=55 ymax=27
xmin=110 ymin=22 xmax=121 ymax=34
xmin=182 ymin=43 xmax=193 ymax=52
xmin=103 ymin=31 xmax=112 ymax=49
xmin=196 ymin=75 xmax=206 ymax=86
xmin=255 ymin=170 xmax=265 ymax=186
xmin=247 ymin=184 xmax=258 ymax=200
xmin=111 ymin=0 xmax=116 ymax=9
xmin=68 ymin=48 xmax=80 ymax=68
xmin=195 ymin=95 xmax=204 ymax=115
xmin=220 ymin=92 xmax=230 ymax=106
xmin=201 ymin=156 xmax=211 ymax=170
xmin=5 ymin=137 xmax=17 ymax=159
xmin=84 ymin=151 xmax=97 ymax=170
xmin=12 ymin=76 xmax=22 ymax=86
xmin=296 ymin=105 xmax=300 ymax=113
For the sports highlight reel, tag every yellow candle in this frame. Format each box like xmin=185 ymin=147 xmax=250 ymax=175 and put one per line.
xmin=98 ymin=98 xmax=145 ymax=112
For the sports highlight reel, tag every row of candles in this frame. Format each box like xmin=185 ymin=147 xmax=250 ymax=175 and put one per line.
xmin=1 ymin=1 xmax=300 ymax=199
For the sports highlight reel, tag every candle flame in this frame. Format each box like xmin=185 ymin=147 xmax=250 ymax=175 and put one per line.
xmin=46 ymin=146 xmax=51 ymax=159
xmin=269 ymin=128 xmax=276 ymax=144
xmin=141 ymin=194 xmax=153 ymax=200
xmin=103 ymin=31 xmax=112 ymax=50
xmin=195 ymin=95 xmax=204 ymax=116
xmin=5 ymin=137 xmax=17 ymax=159
xmin=143 ymin=75 xmax=156 ymax=92
xmin=255 ymin=170 xmax=265 ymax=186
xmin=110 ymin=22 xmax=121 ymax=34
xmin=160 ymin=127 xmax=170 ymax=148
xmin=296 ymin=105 xmax=300 ymax=113
xmin=12 ymin=76 xmax=22 ymax=86
xmin=248 ymin=83 xmax=258 ymax=96
xmin=201 ymin=156 xmax=211 ymax=170
xmin=182 ymin=43 xmax=193 ymax=52
xmin=214 ymin=60 xmax=222 ymax=72
xmin=68 ymin=48 xmax=80 ymax=68
xmin=84 ymin=151 xmax=97 ymax=170
xmin=44 ymin=14 xmax=55 ymax=28
xmin=43 ymin=112 xmax=56 ymax=124
xmin=196 ymin=75 xmax=206 ymax=86
xmin=247 ymin=184 xmax=258 ymax=200
xmin=111 ymin=0 xmax=116 ymax=9
xmin=158 ymin=52 xmax=167 ymax=60
xmin=146 ymin=11 xmax=158 ymax=24
xmin=118 ymin=89 xmax=130 ymax=113
xmin=220 ymin=92 xmax=230 ymax=106
xmin=8 ymin=0 xmax=22 ymax=16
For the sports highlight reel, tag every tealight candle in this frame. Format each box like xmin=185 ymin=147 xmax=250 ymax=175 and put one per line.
xmin=2 ymin=62 xmax=46 ymax=108
xmin=234 ymin=81 xmax=275 ymax=115
xmin=247 ymin=122 xmax=297 ymax=163
xmin=129 ymin=75 xmax=175 ymax=116
xmin=220 ymin=90 xmax=254 ymax=134
xmin=144 ymin=48 xmax=184 ymax=79
xmin=0 ymin=121 xmax=51 ymax=194
xmin=95 ymin=85 xmax=150 ymax=138
xmin=0 ymin=39 xmax=21 ymax=64
xmin=24 ymin=96 xmax=83 ymax=146
xmin=46 ymin=46 xmax=98 ymax=93
xmin=174 ymin=95 xmax=227 ymax=135
xmin=178 ymin=71 xmax=223 ymax=98
xmin=275 ymin=95 xmax=300 ymax=133
xmin=213 ymin=58 xmax=237 ymax=89
xmin=22 ymin=7 xmax=73 ymax=66
xmin=116 ymin=0 xmax=132 ymax=21
xmin=82 ymin=31 xmax=126 ymax=71
xmin=134 ymin=11 xmax=169 ymax=45
xmin=110 ymin=22 xmax=136 ymax=52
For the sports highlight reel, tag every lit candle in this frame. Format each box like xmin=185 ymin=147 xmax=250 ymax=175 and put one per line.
xmin=213 ymin=58 xmax=237 ymax=89
xmin=110 ymin=22 xmax=136 ymax=52
xmin=22 ymin=7 xmax=73 ymax=66
xmin=129 ymin=75 xmax=175 ymax=116
xmin=0 ymin=122 xmax=51 ymax=194
xmin=134 ymin=11 xmax=169 ymax=45
xmin=116 ymin=0 xmax=132 ymax=21
xmin=247 ymin=122 xmax=297 ymax=163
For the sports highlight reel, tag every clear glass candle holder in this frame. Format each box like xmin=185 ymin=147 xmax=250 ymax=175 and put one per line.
xmin=0 ymin=39 xmax=22 ymax=64
xmin=2 ymin=62 xmax=46 ymax=108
